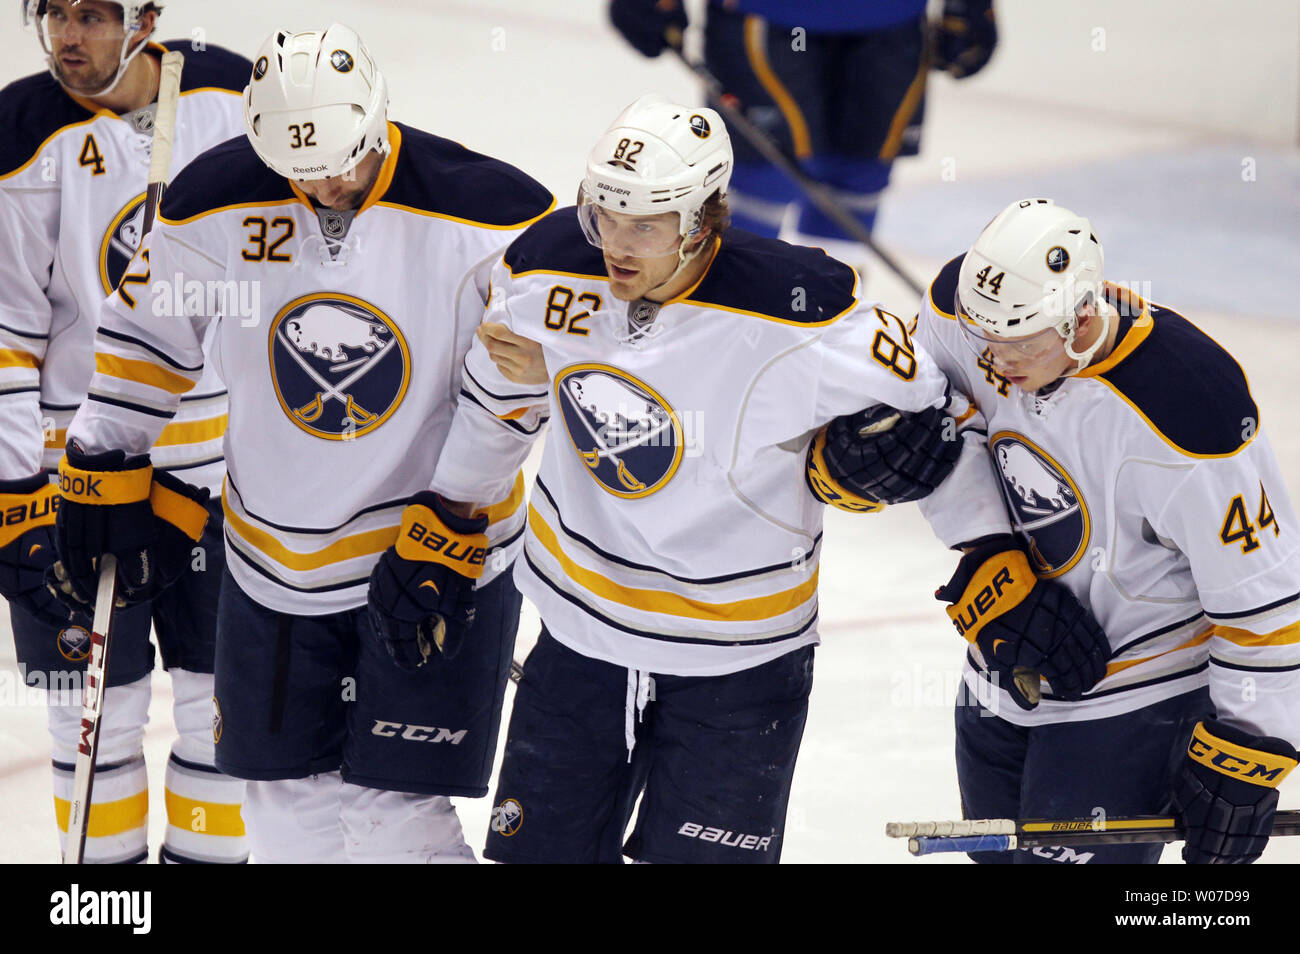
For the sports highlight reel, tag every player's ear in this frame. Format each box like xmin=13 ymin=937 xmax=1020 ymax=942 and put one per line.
xmin=133 ymin=8 xmax=158 ymax=44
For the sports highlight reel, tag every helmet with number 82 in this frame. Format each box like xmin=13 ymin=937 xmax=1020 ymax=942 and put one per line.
xmin=243 ymin=23 xmax=388 ymax=181
xmin=577 ymin=93 xmax=732 ymax=264
xmin=956 ymin=198 xmax=1107 ymax=371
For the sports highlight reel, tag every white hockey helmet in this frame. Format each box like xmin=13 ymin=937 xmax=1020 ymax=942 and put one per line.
xmin=956 ymin=198 xmax=1107 ymax=371
xmin=243 ymin=24 xmax=389 ymax=181
xmin=577 ymin=93 xmax=732 ymax=260
xmin=23 ymin=0 xmax=160 ymax=97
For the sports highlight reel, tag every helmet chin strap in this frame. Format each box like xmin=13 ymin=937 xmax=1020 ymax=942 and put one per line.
xmin=46 ymin=27 xmax=153 ymax=100
xmin=1062 ymin=298 xmax=1113 ymax=374
xmin=645 ymin=229 xmax=711 ymax=299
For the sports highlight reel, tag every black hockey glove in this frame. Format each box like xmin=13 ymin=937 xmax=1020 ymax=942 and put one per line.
xmin=50 ymin=445 xmax=209 ymax=609
xmin=935 ymin=536 xmax=1109 ymax=710
xmin=0 ymin=473 xmax=88 ymax=629
xmin=367 ymin=492 xmax=488 ymax=670
xmin=1172 ymin=719 xmax=1298 ymax=864
xmin=931 ymin=0 xmax=998 ymax=79
xmin=609 ymin=0 xmax=688 ymax=58
xmin=807 ymin=402 xmax=963 ymax=512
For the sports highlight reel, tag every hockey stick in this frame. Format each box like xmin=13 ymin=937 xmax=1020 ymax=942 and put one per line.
xmin=63 ymin=50 xmax=185 ymax=865
xmin=63 ymin=554 xmax=118 ymax=864
xmin=885 ymin=810 xmax=1300 ymax=856
xmin=665 ymin=35 xmax=926 ymax=296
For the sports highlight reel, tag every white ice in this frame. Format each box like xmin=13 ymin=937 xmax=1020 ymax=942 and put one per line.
xmin=2 ymin=0 xmax=1297 ymax=863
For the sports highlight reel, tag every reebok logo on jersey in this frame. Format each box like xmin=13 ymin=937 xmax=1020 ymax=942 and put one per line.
xmin=370 ymin=721 xmax=467 ymax=745
xmin=677 ymin=822 xmax=772 ymax=851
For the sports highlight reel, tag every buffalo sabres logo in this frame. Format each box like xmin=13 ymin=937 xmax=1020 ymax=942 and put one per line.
xmin=269 ymin=293 xmax=410 ymax=440
xmin=1046 ymin=246 xmax=1070 ymax=273
xmin=330 ymin=49 xmax=354 ymax=73
xmin=212 ymin=697 xmax=223 ymax=744
xmin=98 ymin=192 xmax=147 ymax=294
xmin=253 ymin=55 xmax=268 ymax=80
xmin=990 ymin=431 xmax=1090 ymax=577
xmin=56 ymin=625 xmax=91 ymax=664
xmin=689 ymin=114 xmax=711 ymax=138
xmin=491 ymin=798 xmax=523 ymax=836
xmin=555 ymin=365 xmax=682 ymax=498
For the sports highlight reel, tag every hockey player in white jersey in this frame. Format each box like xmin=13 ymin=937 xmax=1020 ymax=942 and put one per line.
xmin=899 ymin=198 xmax=1300 ymax=863
xmin=50 ymin=24 xmax=555 ymax=862
xmin=0 ymin=0 xmax=250 ymax=863
xmin=431 ymin=96 xmax=1107 ymax=863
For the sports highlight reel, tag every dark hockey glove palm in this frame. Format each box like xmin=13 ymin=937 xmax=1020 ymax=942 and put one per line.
xmin=935 ymin=536 xmax=1109 ymax=709
xmin=609 ymin=0 xmax=688 ymax=58
xmin=368 ymin=493 xmax=489 ymax=670
xmin=50 ymin=446 xmax=209 ymax=609
xmin=0 ymin=474 xmax=88 ymax=628
xmin=1172 ymin=720 xmax=1298 ymax=864
xmin=931 ymin=0 xmax=998 ymax=79
xmin=807 ymin=402 xmax=963 ymax=512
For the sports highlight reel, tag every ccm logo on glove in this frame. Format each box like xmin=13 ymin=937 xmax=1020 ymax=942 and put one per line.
xmin=1188 ymin=723 xmax=1297 ymax=787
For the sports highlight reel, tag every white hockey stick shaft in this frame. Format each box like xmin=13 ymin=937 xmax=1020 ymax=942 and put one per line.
xmin=63 ymin=555 xmax=118 ymax=864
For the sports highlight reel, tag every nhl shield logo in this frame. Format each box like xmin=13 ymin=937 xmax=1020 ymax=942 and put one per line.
xmin=990 ymin=431 xmax=1089 ymax=577
xmin=56 ymin=626 xmax=91 ymax=664
xmin=98 ymin=193 xmax=147 ymax=294
xmin=1045 ymin=246 xmax=1070 ymax=273
xmin=269 ymin=293 xmax=410 ymax=440
xmin=555 ymin=364 xmax=683 ymax=498
xmin=491 ymin=798 xmax=523 ymax=837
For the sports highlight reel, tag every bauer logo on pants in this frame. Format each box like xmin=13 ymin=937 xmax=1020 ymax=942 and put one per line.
xmin=269 ymin=293 xmax=410 ymax=440
xmin=989 ymin=431 xmax=1089 ymax=578
xmin=554 ymin=364 xmax=683 ymax=498
xmin=492 ymin=798 xmax=523 ymax=836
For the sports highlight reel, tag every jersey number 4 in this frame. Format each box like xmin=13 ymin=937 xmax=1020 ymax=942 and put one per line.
xmin=79 ymin=133 xmax=106 ymax=176
xmin=1220 ymin=483 xmax=1280 ymax=553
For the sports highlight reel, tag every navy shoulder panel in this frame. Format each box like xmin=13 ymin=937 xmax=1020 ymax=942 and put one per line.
xmin=0 ymin=72 xmax=95 ymax=177
xmin=1099 ymin=306 xmax=1258 ymax=457
xmin=382 ymin=124 xmax=554 ymax=228
xmin=687 ymin=230 xmax=857 ymax=324
xmin=503 ymin=206 xmax=607 ymax=278
xmin=156 ymin=41 xmax=252 ymax=93
xmin=160 ymin=135 xmax=294 ymax=222
xmin=928 ymin=253 xmax=965 ymax=318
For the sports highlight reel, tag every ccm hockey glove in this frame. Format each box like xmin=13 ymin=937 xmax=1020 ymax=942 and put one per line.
xmin=368 ymin=492 xmax=489 ymax=669
xmin=931 ymin=0 xmax=998 ymax=79
xmin=609 ymin=0 xmax=688 ymax=58
xmin=1172 ymin=720 xmax=1298 ymax=864
xmin=51 ymin=445 xmax=209 ymax=608
xmin=0 ymin=473 xmax=87 ymax=629
xmin=807 ymin=402 xmax=963 ymax=511
xmin=935 ymin=535 xmax=1109 ymax=709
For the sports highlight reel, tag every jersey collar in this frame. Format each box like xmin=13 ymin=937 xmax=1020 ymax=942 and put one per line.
xmin=1072 ymin=281 xmax=1154 ymax=378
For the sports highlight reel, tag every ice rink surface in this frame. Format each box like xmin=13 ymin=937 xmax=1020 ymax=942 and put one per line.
xmin=2 ymin=0 xmax=1298 ymax=864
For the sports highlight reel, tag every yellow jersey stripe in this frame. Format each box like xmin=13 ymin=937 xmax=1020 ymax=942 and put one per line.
xmin=1104 ymin=627 xmax=1214 ymax=678
xmin=0 ymin=348 xmax=40 ymax=370
xmin=528 ymin=503 xmax=819 ymax=622
xmin=95 ymin=353 xmax=196 ymax=395
xmin=44 ymin=414 xmax=228 ymax=451
xmin=222 ymin=486 xmax=398 ymax=571
xmin=1214 ymin=620 xmax=1300 ymax=647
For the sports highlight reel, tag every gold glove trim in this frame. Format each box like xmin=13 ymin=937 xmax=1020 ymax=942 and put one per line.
xmin=58 ymin=457 xmax=152 ymax=505
xmin=806 ymin=428 xmax=886 ymax=514
xmin=150 ymin=481 xmax=208 ymax=542
xmin=0 ymin=482 xmax=58 ymax=549
xmin=395 ymin=503 xmax=488 ymax=579
xmin=1188 ymin=722 xmax=1297 ymax=789
xmin=946 ymin=549 xmax=1036 ymax=643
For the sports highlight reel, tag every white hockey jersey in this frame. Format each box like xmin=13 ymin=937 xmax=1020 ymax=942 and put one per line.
xmin=917 ymin=255 xmax=1300 ymax=744
xmin=432 ymin=209 xmax=1008 ymax=676
xmin=66 ymin=122 xmax=556 ymax=614
xmin=0 ymin=41 xmax=250 ymax=493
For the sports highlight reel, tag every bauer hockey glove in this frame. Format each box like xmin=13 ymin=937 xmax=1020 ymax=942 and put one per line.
xmin=609 ymin=0 xmax=688 ymax=58
xmin=50 ymin=445 xmax=209 ymax=609
xmin=1172 ymin=719 xmax=1298 ymax=864
xmin=806 ymin=402 xmax=963 ymax=512
xmin=0 ymin=473 xmax=88 ymax=629
xmin=367 ymin=492 xmax=489 ymax=670
xmin=931 ymin=0 xmax=998 ymax=79
xmin=935 ymin=535 xmax=1109 ymax=709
